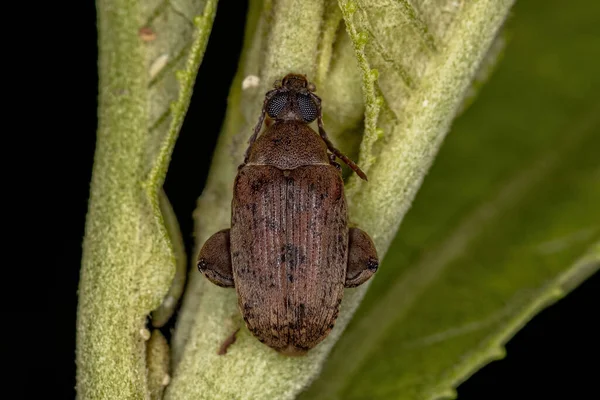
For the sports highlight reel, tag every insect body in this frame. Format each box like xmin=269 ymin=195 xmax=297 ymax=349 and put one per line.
xmin=198 ymin=74 xmax=378 ymax=355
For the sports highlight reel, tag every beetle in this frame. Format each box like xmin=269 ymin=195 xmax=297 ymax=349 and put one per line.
xmin=197 ymin=73 xmax=378 ymax=355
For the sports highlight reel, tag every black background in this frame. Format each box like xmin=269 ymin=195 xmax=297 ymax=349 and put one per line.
xmin=48 ymin=0 xmax=598 ymax=398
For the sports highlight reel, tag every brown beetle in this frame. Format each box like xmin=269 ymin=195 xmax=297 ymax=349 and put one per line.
xmin=197 ymin=73 xmax=378 ymax=355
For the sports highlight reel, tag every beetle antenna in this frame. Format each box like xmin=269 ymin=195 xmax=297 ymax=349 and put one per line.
xmin=311 ymin=93 xmax=368 ymax=181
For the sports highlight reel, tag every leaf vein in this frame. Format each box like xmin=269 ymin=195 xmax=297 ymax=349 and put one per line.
xmin=393 ymin=0 xmax=438 ymax=52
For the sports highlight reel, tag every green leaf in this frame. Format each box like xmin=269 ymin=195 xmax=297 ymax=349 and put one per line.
xmin=76 ymin=0 xmax=217 ymax=397
xmin=168 ymin=0 xmax=514 ymax=399
xmin=301 ymin=1 xmax=600 ymax=398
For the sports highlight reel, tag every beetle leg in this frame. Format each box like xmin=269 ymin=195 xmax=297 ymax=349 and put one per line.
xmin=244 ymin=108 xmax=266 ymax=163
xmin=328 ymin=153 xmax=342 ymax=171
xmin=217 ymin=328 xmax=240 ymax=355
xmin=345 ymin=227 xmax=379 ymax=288
xmin=244 ymin=89 xmax=278 ymax=163
xmin=310 ymin=93 xmax=368 ymax=181
xmin=197 ymin=229 xmax=235 ymax=288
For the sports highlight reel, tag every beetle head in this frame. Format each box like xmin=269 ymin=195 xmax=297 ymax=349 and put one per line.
xmin=266 ymin=74 xmax=319 ymax=123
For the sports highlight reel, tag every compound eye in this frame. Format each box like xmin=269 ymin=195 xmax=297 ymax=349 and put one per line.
xmin=266 ymin=92 xmax=289 ymax=118
xmin=297 ymin=93 xmax=318 ymax=122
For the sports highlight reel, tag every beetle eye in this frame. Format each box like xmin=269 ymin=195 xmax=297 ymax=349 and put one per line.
xmin=266 ymin=92 xmax=289 ymax=118
xmin=297 ymin=94 xmax=318 ymax=122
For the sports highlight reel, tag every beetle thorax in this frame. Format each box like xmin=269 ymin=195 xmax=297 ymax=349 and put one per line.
xmin=246 ymin=121 xmax=330 ymax=170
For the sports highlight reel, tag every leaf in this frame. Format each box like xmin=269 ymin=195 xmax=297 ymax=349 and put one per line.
xmin=76 ymin=0 xmax=217 ymax=397
xmin=146 ymin=330 xmax=171 ymax=400
xmin=300 ymin=1 xmax=600 ymax=398
xmin=168 ymin=0 xmax=514 ymax=399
